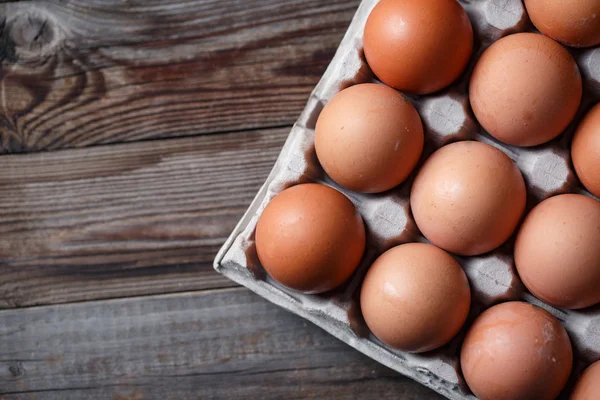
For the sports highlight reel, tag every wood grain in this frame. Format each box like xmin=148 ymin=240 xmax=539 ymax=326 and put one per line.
xmin=0 ymin=127 xmax=289 ymax=309
xmin=0 ymin=0 xmax=359 ymax=153
xmin=0 ymin=287 xmax=443 ymax=399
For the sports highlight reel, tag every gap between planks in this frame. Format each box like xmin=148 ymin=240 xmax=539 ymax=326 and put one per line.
xmin=0 ymin=122 xmax=292 ymax=158
xmin=0 ymin=285 xmax=243 ymax=314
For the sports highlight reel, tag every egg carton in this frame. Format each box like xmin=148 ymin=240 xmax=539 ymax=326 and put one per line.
xmin=213 ymin=0 xmax=600 ymax=398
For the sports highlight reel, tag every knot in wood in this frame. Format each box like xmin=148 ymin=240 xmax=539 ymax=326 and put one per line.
xmin=3 ymin=10 xmax=60 ymax=62
xmin=8 ymin=361 xmax=26 ymax=378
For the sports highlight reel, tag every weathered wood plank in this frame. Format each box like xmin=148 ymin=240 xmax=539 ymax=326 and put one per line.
xmin=0 ymin=127 xmax=289 ymax=308
xmin=0 ymin=0 xmax=359 ymax=153
xmin=0 ymin=288 xmax=443 ymax=399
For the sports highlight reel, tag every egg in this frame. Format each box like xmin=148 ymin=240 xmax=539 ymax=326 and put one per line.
xmin=515 ymin=194 xmax=600 ymax=309
xmin=525 ymin=0 xmax=600 ymax=48
xmin=363 ymin=0 xmax=473 ymax=94
xmin=469 ymin=33 xmax=582 ymax=146
xmin=571 ymin=361 xmax=600 ymax=400
xmin=460 ymin=302 xmax=572 ymax=400
xmin=572 ymin=104 xmax=600 ymax=198
xmin=410 ymin=141 xmax=526 ymax=256
xmin=315 ymin=84 xmax=424 ymax=193
xmin=255 ymin=183 xmax=366 ymax=294
xmin=360 ymin=243 xmax=471 ymax=353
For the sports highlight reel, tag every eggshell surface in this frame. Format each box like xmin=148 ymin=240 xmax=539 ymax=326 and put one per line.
xmin=515 ymin=194 xmax=600 ymax=309
xmin=410 ymin=141 xmax=526 ymax=256
xmin=315 ymin=83 xmax=424 ymax=193
xmin=461 ymin=302 xmax=573 ymax=400
xmin=525 ymin=0 xmax=600 ymax=48
xmin=363 ymin=0 xmax=473 ymax=94
xmin=360 ymin=243 xmax=471 ymax=353
xmin=572 ymin=104 xmax=600 ymax=198
xmin=571 ymin=360 xmax=600 ymax=400
xmin=255 ymin=183 xmax=365 ymax=294
xmin=469 ymin=33 xmax=582 ymax=146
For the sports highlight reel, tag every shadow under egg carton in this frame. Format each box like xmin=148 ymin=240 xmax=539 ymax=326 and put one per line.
xmin=214 ymin=0 xmax=600 ymax=398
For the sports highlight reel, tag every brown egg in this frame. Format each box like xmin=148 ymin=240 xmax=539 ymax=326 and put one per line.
xmin=360 ymin=243 xmax=471 ymax=352
xmin=315 ymin=84 xmax=424 ymax=193
xmin=525 ymin=0 xmax=600 ymax=48
xmin=410 ymin=141 xmax=526 ymax=256
xmin=571 ymin=361 xmax=600 ymax=400
xmin=515 ymin=194 xmax=600 ymax=309
xmin=572 ymin=104 xmax=600 ymax=198
xmin=255 ymin=183 xmax=365 ymax=294
xmin=461 ymin=302 xmax=573 ymax=400
xmin=470 ymin=33 xmax=582 ymax=146
xmin=363 ymin=0 xmax=473 ymax=94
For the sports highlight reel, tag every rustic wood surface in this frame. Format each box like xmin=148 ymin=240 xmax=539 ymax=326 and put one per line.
xmin=0 ymin=127 xmax=286 ymax=308
xmin=0 ymin=288 xmax=443 ymax=400
xmin=0 ymin=0 xmax=357 ymax=153
xmin=0 ymin=0 xmax=442 ymax=398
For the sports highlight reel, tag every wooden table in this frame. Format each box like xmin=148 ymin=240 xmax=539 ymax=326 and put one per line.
xmin=0 ymin=1 xmax=443 ymax=398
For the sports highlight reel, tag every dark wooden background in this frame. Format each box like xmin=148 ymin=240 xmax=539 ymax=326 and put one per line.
xmin=0 ymin=1 xmax=443 ymax=398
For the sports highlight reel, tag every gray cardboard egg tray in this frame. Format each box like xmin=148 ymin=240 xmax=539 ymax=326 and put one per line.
xmin=214 ymin=0 xmax=600 ymax=398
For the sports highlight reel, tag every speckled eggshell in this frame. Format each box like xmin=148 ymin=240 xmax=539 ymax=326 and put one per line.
xmin=255 ymin=183 xmax=366 ymax=294
xmin=461 ymin=302 xmax=573 ymax=400
xmin=572 ymin=104 xmax=600 ymax=198
xmin=525 ymin=0 xmax=600 ymax=48
xmin=410 ymin=141 xmax=526 ymax=256
xmin=360 ymin=243 xmax=471 ymax=353
xmin=515 ymin=194 xmax=600 ymax=309
xmin=363 ymin=0 xmax=473 ymax=94
xmin=315 ymin=83 xmax=424 ymax=193
xmin=470 ymin=33 xmax=582 ymax=146
xmin=571 ymin=360 xmax=600 ymax=400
